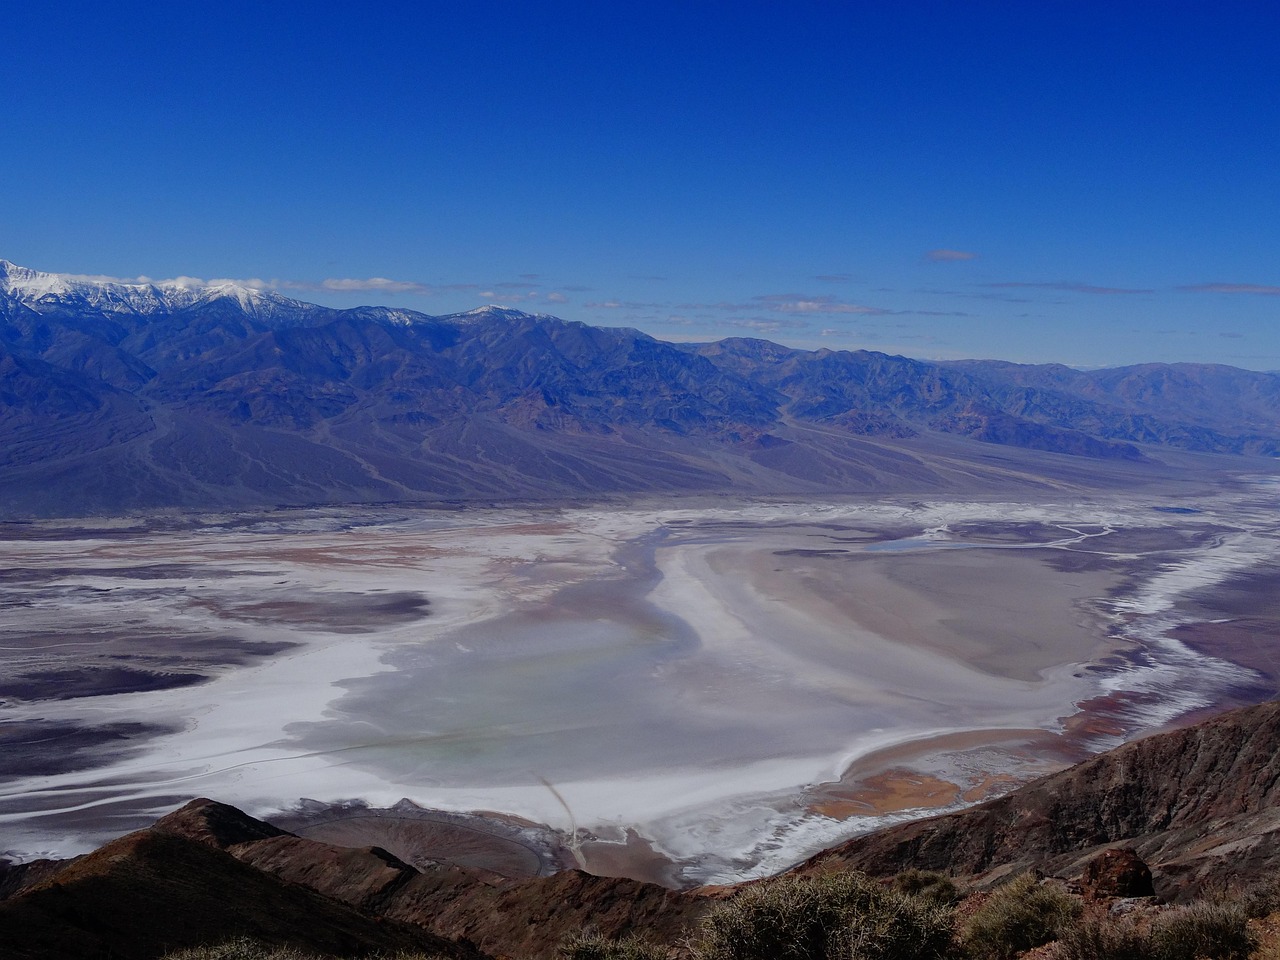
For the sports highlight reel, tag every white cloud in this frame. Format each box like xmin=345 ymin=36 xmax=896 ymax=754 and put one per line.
xmin=64 ymin=271 xmax=281 ymax=292
xmin=986 ymin=281 xmax=1151 ymax=295
xmin=726 ymin=316 xmax=811 ymax=332
xmin=1182 ymin=282 xmax=1280 ymax=296
xmin=479 ymin=289 xmax=542 ymax=303
xmin=925 ymin=249 xmax=978 ymax=262
xmin=318 ymin=277 xmax=433 ymax=294
xmin=753 ymin=293 xmax=888 ymax=315
xmin=209 ymin=277 xmax=277 ymax=290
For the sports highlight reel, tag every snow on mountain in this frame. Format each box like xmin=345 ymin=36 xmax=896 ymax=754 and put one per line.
xmin=449 ymin=305 xmax=553 ymax=323
xmin=0 ymin=259 xmax=317 ymax=322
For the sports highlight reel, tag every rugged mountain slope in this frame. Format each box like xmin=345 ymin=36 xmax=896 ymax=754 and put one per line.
xmin=0 ymin=797 xmax=705 ymax=960
xmin=947 ymin=359 xmax=1280 ymax=454
xmin=793 ymin=699 xmax=1280 ymax=899
xmin=0 ymin=820 xmax=486 ymax=960
xmin=5 ymin=259 xmax=1280 ymax=515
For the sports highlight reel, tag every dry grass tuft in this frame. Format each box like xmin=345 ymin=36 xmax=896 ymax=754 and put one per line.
xmin=694 ymin=871 xmax=953 ymax=960
xmin=961 ymin=873 xmax=1081 ymax=960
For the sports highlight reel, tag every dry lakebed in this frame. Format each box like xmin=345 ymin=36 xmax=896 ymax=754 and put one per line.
xmin=3 ymin=479 xmax=1280 ymax=886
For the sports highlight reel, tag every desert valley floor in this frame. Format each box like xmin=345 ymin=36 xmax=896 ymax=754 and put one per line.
xmin=3 ymin=477 xmax=1280 ymax=886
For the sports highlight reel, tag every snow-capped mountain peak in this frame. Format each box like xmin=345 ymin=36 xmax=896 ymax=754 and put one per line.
xmin=0 ymin=259 xmax=310 ymax=320
xmin=452 ymin=304 xmax=541 ymax=323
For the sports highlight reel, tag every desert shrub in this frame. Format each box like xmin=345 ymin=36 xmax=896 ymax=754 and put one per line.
xmin=694 ymin=871 xmax=953 ymax=960
xmin=1053 ymin=916 xmax=1153 ymax=960
xmin=163 ymin=939 xmax=329 ymax=960
xmin=561 ymin=931 xmax=670 ymax=960
xmin=961 ymin=873 xmax=1082 ymax=960
xmin=1235 ymin=875 xmax=1280 ymax=919
xmin=162 ymin=941 xmax=445 ymax=960
xmin=1149 ymin=900 xmax=1255 ymax=960
xmin=891 ymin=869 xmax=963 ymax=907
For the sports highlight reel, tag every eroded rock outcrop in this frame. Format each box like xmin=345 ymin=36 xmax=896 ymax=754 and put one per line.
xmin=0 ymin=826 xmax=483 ymax=960
xmin=793 ymin=700 xmax=1280 ymax=898
xmin=1081 ymin=847 xmax=1155 ymax=899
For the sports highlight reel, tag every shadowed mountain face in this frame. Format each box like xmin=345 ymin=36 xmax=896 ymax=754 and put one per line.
xmin=0 ymin=798 xmax=705 ymax=960
xmin=5 ymin=260 xmax=1280 ymax=515
xmin=0 ymin=807 xmax=490 ymax=960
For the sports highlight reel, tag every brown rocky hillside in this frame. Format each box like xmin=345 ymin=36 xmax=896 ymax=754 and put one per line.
xmin=793 ymin=699 xmax=1280 ymax=898
xmin=5 ymin=700 xmax=1280 ymax=958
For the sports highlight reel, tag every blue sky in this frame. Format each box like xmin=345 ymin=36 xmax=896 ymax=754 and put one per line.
xmin=4 ymin=2 xmax=1279 ymax=369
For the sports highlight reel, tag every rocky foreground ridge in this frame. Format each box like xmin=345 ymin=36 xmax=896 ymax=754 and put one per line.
xmin=7 ymin=259 xmax=1280 ymax=516
xmin=3 ymin=700 xmax=1280 ymax=959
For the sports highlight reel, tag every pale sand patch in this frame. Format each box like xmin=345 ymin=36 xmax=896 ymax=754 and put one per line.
xmin=806 ymin=727 xmax=1063 ymax=819
xmin=647 ymin=535 xmax=1104 ymax=725
xmin=722 ymin=541 xmax=1118 ymax=682
xmin=811 ymin=771 xmax=961 ymax=818
xmin=577 ymin=828 xmax=687 ymax=888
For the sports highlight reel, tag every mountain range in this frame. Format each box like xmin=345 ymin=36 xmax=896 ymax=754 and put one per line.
xmin=4 ymin=259 xmax=1280 ymax=516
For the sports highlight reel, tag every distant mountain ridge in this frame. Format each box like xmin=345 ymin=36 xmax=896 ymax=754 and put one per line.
xmin=3 ymin=259 xmax=1279 ymax=516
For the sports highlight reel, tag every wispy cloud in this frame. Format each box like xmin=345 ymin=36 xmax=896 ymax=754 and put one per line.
xmin=1181 ymin=282 xmax=1280 ymax=295
xmin=985 ymin=281 xmax=1152 ymax=295
xmin=726 ymin=317 xmax=811 ymax=333
xmin=318 ymin=277 xmax=433 ymax=294
xmin=586 ymin=299 xmax=668 ymax=310
xmin=478 ymin=289 xmax=539 ymax=302
xmin=62 ymin=270 xmax=288 ymax=292
xmin=475 ymin=288 xmax=571 ymax=306
xmin=926 ymin=249 xmax=978 ymax=262
xmin=814 ymin=273 xmax=852 ymax=283
xmin=674 ymin=300 xmax=756 ymax=312
xmin=67 ymin=271 xmax=437 ymax=297
xmin=753 ymin=293 xmax=888 ymax=315
xmin=129 ymin=274 xmax=434 ymax=296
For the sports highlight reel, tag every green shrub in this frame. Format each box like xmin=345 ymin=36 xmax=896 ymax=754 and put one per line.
xmin=1149 ymin=900 xmax=1255 ymax=960
xmin=560 ymin=931 xmax=669 ymax=960
xmin=961 ymin=873 xmax=1081 ymax=960
xmin=694 ymin=871 xmax=953 ymax=960
xmin=891 ymin=869 xmax=963 ymax=907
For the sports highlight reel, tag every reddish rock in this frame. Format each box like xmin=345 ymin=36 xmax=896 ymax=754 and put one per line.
xmin=1081 ymin=848 xmax=1155 ymax=899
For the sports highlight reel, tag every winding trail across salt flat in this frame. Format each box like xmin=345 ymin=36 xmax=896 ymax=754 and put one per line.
xmin=1 ymin=483 xmax=1278 ymax=882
